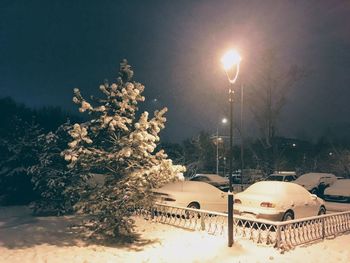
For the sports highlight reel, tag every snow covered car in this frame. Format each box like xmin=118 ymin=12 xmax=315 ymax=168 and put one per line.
xmin=189 ymin=174 xmax=229 ymax=191
xmin=263 ymin=173 xmax=297 ymax=182
xmin=293 ymin=173 xmax=337 ymax=196
xmin=152 ymin=181 xmax=227 ymax=212
xmin=323 ymin=179 xmax=350 ymax=203
xmin=233 ymin=181 xmax=326 ymax=221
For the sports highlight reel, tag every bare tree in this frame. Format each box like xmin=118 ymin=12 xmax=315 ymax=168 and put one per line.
xmin=246 ymin=50 xmax=305 ymax=174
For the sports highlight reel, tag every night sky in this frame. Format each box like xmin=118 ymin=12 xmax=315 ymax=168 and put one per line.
xmin=1 ymin=0 xmax=350 ymax=142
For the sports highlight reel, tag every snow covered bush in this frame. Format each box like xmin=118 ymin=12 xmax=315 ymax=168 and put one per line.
xmin=29 ymin=123 xmax=83 ymax=215
xmin=62 ymin=60 xmax=185 ymax=240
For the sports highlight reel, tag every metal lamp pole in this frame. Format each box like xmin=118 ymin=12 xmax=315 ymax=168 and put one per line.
xmin=221 ymin=49 xmax=241 ymax=247
xmin=228 ymin=83 xmax=235 ymax=247
xmin=216 ymin=127 xmax=219 ymax=175
xmin=240 ymin=84 xmax=244 ymax=190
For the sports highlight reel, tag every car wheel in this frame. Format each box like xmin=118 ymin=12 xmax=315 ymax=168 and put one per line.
xmin=185 ymin=202 xmax=200 ymax=219
xmin=310 ymin=188 xmax=318 ymax=195
xmin=187 ymin=202 xmax=200 ymax=209
xmin=282 ymin=210 xmax=294 ymax=221
xmin=318 ymin=206 xmax=326 ymax=215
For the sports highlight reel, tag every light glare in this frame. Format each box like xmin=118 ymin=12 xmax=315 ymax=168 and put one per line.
xmin=221 ymin=49 xmax=242 ymax=70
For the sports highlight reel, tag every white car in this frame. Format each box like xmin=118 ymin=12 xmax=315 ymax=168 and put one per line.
xmin=189 ymin=174 xmax=229 ymax=190
xmin=152 ymin=181 xmax=227 ymax=212
xmin=233 ymin=181 xmax=326 ymax=221
xmin=324 ymin=179 xmax=350 ymax=203
xmin=293 ymin=173 xmax=337 ymax=195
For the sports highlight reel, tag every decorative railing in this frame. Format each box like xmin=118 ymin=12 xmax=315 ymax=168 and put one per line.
xmin=137 ymin=203 xmax=228 ymax=236
xmin=136 ymin=203 xmax=350 ymax=251
xmin=274 ymin=211 xmax=350 ymax=250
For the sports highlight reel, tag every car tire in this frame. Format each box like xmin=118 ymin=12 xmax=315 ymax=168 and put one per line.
xmin=185 ymin=202 xmax=200 ymax=219
xmin=318 ymin=206 xmax=326 ymax=215
xmin=187 ymin=202 xmax=200 ymax=209
xmin=282 ymin=210 xmax=294 ymax=221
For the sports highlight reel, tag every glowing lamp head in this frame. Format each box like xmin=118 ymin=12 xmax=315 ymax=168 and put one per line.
xmin=221 ymin=49 xmax=242 ymax=71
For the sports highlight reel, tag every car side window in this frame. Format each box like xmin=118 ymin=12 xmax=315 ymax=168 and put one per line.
xmin=285 ymin=176 xmax=294 ymax=182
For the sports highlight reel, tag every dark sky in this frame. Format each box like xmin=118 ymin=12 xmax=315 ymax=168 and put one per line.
xmin=1 ymin=0 xmax=350 ymax=142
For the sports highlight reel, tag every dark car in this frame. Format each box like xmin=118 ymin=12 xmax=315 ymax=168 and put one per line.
xmin=294 ymin=173 xmax=337 ymax=196
xmin=323 ymin=179 xmax=350 ymax=203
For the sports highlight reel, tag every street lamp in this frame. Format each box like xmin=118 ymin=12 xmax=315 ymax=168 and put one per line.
xmin=221 ymin=48 xmax=241 ymax=247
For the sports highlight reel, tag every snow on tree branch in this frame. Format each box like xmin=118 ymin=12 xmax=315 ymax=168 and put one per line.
xmin=61 ymin=60 xmax=185 ymax=239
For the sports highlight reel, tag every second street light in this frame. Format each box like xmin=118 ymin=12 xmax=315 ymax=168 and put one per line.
xmin=221 ymin=49 xmax=242 ymax=247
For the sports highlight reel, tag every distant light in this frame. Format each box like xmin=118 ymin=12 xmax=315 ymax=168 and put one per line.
xmin=221 ymin=49 xmax=242 ymax=71
xmin=292 ymin=143 xmax=296 ymax=147
xmin=329 ymin=152 xmax=333 ymax=156
xmin=153 ymin=98 xmax=158 ymax=102
xmin=222 ymin=118 xmax=228 ymax=124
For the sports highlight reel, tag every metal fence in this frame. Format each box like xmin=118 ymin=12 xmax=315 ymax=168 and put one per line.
xmin=136 ymin=203 xmax=350 ymax=251
xmin=274 ymin=211 xmax=350 ymax=250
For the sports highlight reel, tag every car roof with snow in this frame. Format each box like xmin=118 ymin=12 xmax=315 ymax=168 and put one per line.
xmin=243 ymin=181 xmax=309 ymax=196
xmin=294 ymin=172 xmax=336 ymax=184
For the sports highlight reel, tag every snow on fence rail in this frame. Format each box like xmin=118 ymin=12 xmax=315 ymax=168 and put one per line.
xmin=135 ymin=203 xmax=350 ymax=251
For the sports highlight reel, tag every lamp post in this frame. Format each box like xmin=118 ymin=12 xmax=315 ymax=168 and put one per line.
xmin=221 ymin=49 xmax=241 ymax=247
xmin=216 ymin=118 xmax=228 ymax=175
xmin=240 ymin=83 xmax=244 ymax=190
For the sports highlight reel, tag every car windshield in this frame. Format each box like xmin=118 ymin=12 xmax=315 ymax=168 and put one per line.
xmin=265 ymin=175 xmax=283 ymax=181
xmin=190 ymin=176 xmax=208 ymax=182
xmin=193 ymin=174 xmax=228 ymax=183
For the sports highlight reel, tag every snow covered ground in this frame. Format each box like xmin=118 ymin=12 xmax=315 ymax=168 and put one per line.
xmin=1 ymin=206 xmax=350 ymax=263
xmin=325 ymin=201 xmax=350 ymax=213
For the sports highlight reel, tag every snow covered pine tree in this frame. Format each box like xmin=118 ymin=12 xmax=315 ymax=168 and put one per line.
xmin=63 ymin=60 xmax=185 ymax=240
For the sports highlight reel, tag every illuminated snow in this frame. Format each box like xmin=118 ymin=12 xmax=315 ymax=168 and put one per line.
xmin=0 ymin=206 xmax=349 ymax=263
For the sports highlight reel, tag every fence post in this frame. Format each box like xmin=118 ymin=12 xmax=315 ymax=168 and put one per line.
xmin=151 ymin=206 xmax=155 ymax=220
xmin=275 ymin=225 xmax=281 ymax=249
xmin=200 ymin=212 xmax=205 ymax=231
xmin=322 ymin=217 xmax=325 ymax=239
